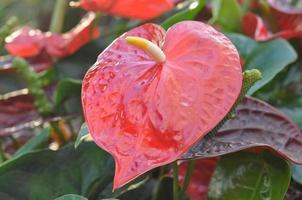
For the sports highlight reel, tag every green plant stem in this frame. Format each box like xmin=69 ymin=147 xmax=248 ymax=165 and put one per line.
xmin=50 ymin=0 xmax=68 ymax=33
xmin=151 ymin=166 xmax=166 ymax=200
xmin=180 ymin=160 xmax=196 ymax=198
xmin=13 ymin=58 xmax=53 ymax=115
xmin=173 ymin=162 xmax=180 ymax=200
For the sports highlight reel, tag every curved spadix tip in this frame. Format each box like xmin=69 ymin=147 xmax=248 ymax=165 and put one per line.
xmin=126 ymin=36 xmax=166 ymax=63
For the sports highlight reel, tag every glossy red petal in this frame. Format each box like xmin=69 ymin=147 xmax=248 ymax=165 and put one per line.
xmin=178 ymin=159 xmax=218 ymax=200
xmin=241 ymin=12 xmax=271 ymax=41
xmin=78 ymin=0 xmax=175 ymax=20
xmin=46 ymin=12 xmax=100 ymax=58
xmin=5 ymin=27 xmax=44 ymax=57
xmin=82 ymin=21 xmax=242 ymax=189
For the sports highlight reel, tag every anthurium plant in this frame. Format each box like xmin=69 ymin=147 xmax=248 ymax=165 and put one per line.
xmin=0 ymin=0 xmax=301 ymax=200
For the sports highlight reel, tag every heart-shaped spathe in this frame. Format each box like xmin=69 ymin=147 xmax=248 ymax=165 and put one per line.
xmin=82 ymin=21 xmax=242 ymax=189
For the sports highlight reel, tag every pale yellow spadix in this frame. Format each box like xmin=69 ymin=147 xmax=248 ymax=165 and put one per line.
xmin=126 ymin=36 xmax=166 ymax=63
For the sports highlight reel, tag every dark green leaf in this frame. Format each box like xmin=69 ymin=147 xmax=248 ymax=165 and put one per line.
xmin=13 ymin=128 xmax=50 ymax=157
xmin=208 ymin=151 xmax=291 ymax=200
xmin=54 ymin=78 xmax=82 ymax=107
xmin=54 ymin=194 xmax=88 ymax=200
xmin=100 ymin=175 xmax=149 ymax=199
xmin=227 ymin=34 xmax=297 ymax=95
xmin=75 ymin=122 xmax=89 ymax=149
xmin=161 ymin=0 xmax=206 ymax=30
xmin=0 ymin=142 xmax=114 ymax=200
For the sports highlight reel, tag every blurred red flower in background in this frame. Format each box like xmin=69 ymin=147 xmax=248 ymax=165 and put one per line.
xmin=74 ymin=0 xmax=178 ymax=20
xmin=241 ymin=0 xmax=302 ymax=41
xmin=4 ymin=12 xmax=99 ymax=72
xmin=177 ymin=159 xmax=218 ymax=200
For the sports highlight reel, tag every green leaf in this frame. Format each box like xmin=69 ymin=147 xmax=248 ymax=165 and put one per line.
xmin=292 ymin=164 xmax=302 ymax=185
xmin=227 ymin=34 xmax=297 ymax=95
xmin=208 ymin=151 xmax=291 ymax=200
xmin=54 ymin=78 xmax=82 ymax=107
xmin=0 ymin=142 xmax=114 ymax=200
xmin=75 ymin=122 xmax=89 ymax=149
xmin=13 ymin=128 xmax=50 ymax=157
xmin=54 ymin=194 xmax=88 ymax=200
xmin=161 ymin=0 xmax=206 ymax=30
xmin=210 ymin=0 xmax=242 ymax=32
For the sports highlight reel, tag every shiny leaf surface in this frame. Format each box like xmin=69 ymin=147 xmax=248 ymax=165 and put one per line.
xmin=183 ymin=97 xmax=302 ymax=164
xmin=0 ymin=142 xmax=114 ymax=200
xmin=227 ymin=33 xmax=297 ymax=94
xmin=0 ymin=90 xmax=39 ymax=136
xmin=82 ymin=22 xmax=242 ymax=189
xmin=207 ymin=151 xmax=291 ymax=200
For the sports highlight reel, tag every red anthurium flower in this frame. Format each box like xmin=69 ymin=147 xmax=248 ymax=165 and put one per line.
xmin=241 ymin=12 xmax=271 ymax=41
xmin=178 ymin=159 xmax=218 ymax=200
xmin=5 ymin=12 xmax=99 ymax=59
xmin=242 ymin=0 xmax=302 ymax=41
xmin=75 ymin=0 xmax=176 ymax=20
xmin=82 ymin=21 xmax=242 ymax=189
xmin=5 ymin=27 xmax=44 ymax=57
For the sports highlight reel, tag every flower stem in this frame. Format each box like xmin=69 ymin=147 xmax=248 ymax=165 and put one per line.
xmin=50 ymin=0 xmax=68 ymax=33
xmin=151 ymin=166 xmax=166 ymax=200
xmin=173 ymin=161 xmax=180 ymax=200
xmin=180 ymin=160 xmax=196 ymax=198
